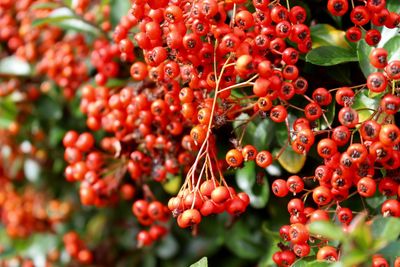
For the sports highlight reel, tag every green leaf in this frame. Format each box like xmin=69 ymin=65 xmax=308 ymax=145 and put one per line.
xmin=306 ymin=46 xmax=357 ymax=66
xmin=0 ymin=56 xmax=32 ymax=76
xmin=292 ymin=258 xmax=331 ymax=267
xmin=275 ymin=146 xmax=306 ymax=174
xmin=110 ymin=0 xmax=131 ymax=26
xmin=224 ymin=220 xmax=265 ymax=260
xmin=308 ymin=221 xmax=344 ymax=241
xmin=253 ymin=118 xmax=275 ymax=151
xmin=340 ymin=250 xmax=369 ymax=266
xmin=0 ymin=97 xmax=18 ymax=128
xmin=86 ymin=214 xmax=107 ymax=244
xmin=105 ymin=78 xmax=127 ymax=88
xmin=36 ymin=95 xmax=62 ymax=120
xmin=32 ymin=7 xmax=102 ymax=36
xmin=357 ymin=40 xmax=377 ymax=78
xmin=352 ymin=89 xmax=380 ymax=123
xmin=371 ymin=216 xmax=400 ymax=243
xmin=365 ymin=191 xmax=386 ymax=209
xmin=190 ymin=257 xmax=208 ymax=267
xmin=49 ymin=127 xmax=66 ymax=147
xmin=30 ymin=2 xmax=60 ymax=9
xmin=387 ymin=0 xmax=400 ymax=13
xmin=310 ymin=24 xmax=351 ymax=49
xmin=378 ymin=26 xmax=400 ymax=48
xmin=350 ymin=220 xmax=373 ymax=251
xmin=325 ymin=64 xmax=352 ymax=84
xmin=384 ymin=36 xmax=400 ymax=62
xmin=235 ymin=161 xmax=270 ymax=208
xmin=162 ymin=175 xmax=182 ymax=195
xmin=377 ymin=241 xmax=400 ymax=260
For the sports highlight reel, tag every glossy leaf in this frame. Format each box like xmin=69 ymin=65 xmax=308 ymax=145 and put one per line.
xmin=378 ymin=26 xmax=399 ymax=47
xmin=0 ymin=56 xmax=32 ymax=76
xmin=357 ymin=40 xmax=377 ymax=78
xmin=275 ymin=146 xmax=306 ymax=174
xmin=352 ymin=89 xmax=380 ymax=123
xmin=310 ymin=24 xmax=350 ymax=49
xmin=308 ymin=221 xmax=344 ymax=241
xmin=190 ymin=257 xmax=208 ymax=267
xmin=384 ymin=36 xmax=400 ymax=62
xmin=306 ymin=46 xmax=357 ymax=66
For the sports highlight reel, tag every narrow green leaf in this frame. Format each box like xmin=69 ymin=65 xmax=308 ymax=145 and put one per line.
xmin=0 ymin=56 xmax=32 ymax=76
xmin=31 ymin=15 xmax=77 ymax=27
xmin=308 ymin=221 xmax=344 ymax=241
xmin=30 ymin=2 xmax=61 ymax=10
xmin=32 ymin=7 xmax=102 ymax=36
xmin=306 ymin=46 xmax=357 ymax=66
xmin=357 ymin=40 xmax=377 ymax=78
xmin=190 ymin=257 xmax=208 ymax=267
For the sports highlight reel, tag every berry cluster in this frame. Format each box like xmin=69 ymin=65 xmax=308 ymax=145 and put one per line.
xmin=109 ymin=0 xmax=316 ymax=230
xmin=326 ymin=0 xmax=400 ymax=45
xmin=36 ymin=35 xmax=89 ymax=99
xmin=63 ymin=231 xmax=94 ymax=265
xmin=0 ymin=178 xmax=70 ymax=239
